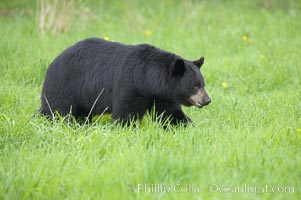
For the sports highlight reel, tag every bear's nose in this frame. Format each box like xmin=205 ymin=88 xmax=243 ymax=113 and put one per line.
xmin=202 ymin=97 xmax=211 ymax=105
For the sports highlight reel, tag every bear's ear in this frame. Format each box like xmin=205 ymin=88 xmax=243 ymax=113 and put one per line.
xmin=171 ymin=59 xmax=186 ymax=77
xmin=192 ymin=56 xmax=204 ymax=68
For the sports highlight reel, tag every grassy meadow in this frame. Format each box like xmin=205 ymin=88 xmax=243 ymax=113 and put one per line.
xmin=0 ymin=0 xmax=300 ymax=199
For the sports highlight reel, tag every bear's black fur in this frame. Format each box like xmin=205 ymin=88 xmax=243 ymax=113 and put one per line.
xmin=40 ymin=38 xmax=211 ymax=126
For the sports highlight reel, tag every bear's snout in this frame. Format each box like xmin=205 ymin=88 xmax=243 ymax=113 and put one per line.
xmin=188 ymin=88 xmax=211 ymax=108
xmin=202 ymin=96 xmax=211 ymax=105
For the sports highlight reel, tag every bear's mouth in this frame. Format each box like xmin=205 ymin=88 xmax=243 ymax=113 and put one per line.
xmin=188 ymin=98 xmax=203 ymax=108
xmin=187 ymin=89 xmax=211 ymax=108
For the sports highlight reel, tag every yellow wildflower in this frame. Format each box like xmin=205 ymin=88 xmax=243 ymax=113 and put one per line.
xmin=144 ymin=30 xmax=152 ymax=37
xmin=104 ymin=36 xmax=110 ymax=41
xmin=242 ymin=35 xmax=248 ymax=41
xmin=260 ymin=54 xmax=266 ymax=59
xmin=221 ymin=82 xmax=228 ymax=88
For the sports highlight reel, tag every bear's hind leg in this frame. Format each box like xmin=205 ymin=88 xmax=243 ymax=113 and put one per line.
xmin=40 ymin=98 xmax=72 ymax=118
xmin=40 ymin=97 xmax=89 ymax=122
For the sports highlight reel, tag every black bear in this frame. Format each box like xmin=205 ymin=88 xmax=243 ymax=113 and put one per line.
xmin=40 ymin=38 xmax=211 ymax=126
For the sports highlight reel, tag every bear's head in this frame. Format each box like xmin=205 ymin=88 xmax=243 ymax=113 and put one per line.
xmin=170 ymin=56 xmax=211 ymax=108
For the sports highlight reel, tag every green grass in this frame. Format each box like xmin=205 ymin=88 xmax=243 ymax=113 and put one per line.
xmin=0 ymin=0 xmax=300 ymax=199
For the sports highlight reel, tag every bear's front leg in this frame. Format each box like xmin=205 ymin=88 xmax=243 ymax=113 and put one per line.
xmin=154 ymin=100 xmax=192 ymax=126
xmin=112 ymin=92 xmax=151 ymax=126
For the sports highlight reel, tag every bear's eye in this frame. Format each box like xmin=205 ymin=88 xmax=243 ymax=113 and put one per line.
xmin=194 ymin=83 xmax=200 ymax=88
